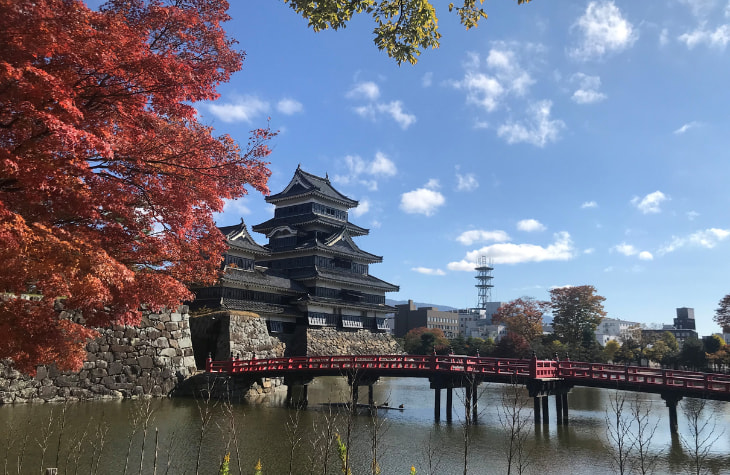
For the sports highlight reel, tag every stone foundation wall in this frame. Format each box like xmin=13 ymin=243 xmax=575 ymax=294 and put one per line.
xmin=189 ymin=311 xmax=288 ymax=366
xmin=307 ymin=328 xmax=401 ymax=356
xmin=0 ymin=309 xmax=197 ymax=404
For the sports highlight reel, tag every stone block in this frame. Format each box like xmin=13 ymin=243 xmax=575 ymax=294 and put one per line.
xmin=96 ymin=360 xmax=108 ymax=369
xmin=91 ymin=368 xmax=107 ymax=379
xmin=111 ymin=344 xmax=131 ymax=354
xmin=138 ymin=356 xmax=154 ymax=369
xmin=171 ymin=312 xmax=182 ymax=322
xmin=108 ymin=361 xmax=124 ymax=375
xmin=159 ymin=348 xmax=176 ymax=358
xmin=39 ymin=386 xmax=58 ymax=400
xmin=35 ymin=366 xmax=48 ymax=381
xmin=165 ymin=322 xmax=178 ymax=332
xmin=154 ymin=337 xmax=169 ymax=349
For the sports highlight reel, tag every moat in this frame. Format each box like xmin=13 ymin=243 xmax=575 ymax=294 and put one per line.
xmin=2 ymin=377 xmax=729 ymax=474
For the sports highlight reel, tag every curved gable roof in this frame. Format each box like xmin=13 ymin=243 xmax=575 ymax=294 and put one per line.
xmin=266 ymin=166 xmax=358 ymax=208
xmin=218 ymin=219 xmax=270 ymax=257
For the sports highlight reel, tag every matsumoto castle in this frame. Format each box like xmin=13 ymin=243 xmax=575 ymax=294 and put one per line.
xmin=191 ymin=166 xmax=399 ymax=353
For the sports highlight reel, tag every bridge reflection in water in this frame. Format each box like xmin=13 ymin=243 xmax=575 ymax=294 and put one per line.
xmin=207 ymin=354 xmax=730 ymax=433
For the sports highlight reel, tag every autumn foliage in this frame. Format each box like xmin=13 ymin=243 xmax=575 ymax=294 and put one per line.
xmin=0 ymin=0 xmax=272 ymax=373
xmin=491 ymin=297 xmax=549 ymax=344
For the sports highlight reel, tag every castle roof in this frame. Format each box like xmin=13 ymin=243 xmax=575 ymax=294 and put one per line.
xmin=218 ymin=220 xmax=270 ymax=256
xmin=265 ymin=166 xmax=358 ymax=208
xmin=289 ymin=267 xmax=399 ymax=292
xmin=252 ymin=213 xmax=368 ymax=237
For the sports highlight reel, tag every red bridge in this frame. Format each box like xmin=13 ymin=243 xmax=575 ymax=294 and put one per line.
xmin=206 ymin=354 xmax=730 ymax=432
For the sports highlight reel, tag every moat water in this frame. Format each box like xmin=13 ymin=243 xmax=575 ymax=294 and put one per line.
xmin=2 ymin=377 xmax=730 ymax=474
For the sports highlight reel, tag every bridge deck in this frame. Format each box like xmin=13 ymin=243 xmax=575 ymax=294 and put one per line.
xmin=206 ymin=355 xmax=730 ymax=400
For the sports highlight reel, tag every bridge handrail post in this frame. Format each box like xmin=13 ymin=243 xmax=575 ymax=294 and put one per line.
xmin=206 ymin=354 xmax=212 ymax=373
xmin=529 ymin=354 xmax=537 ymax=379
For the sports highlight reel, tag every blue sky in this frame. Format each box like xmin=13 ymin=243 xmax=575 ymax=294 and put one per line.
xmin=199 ymin=1 xmax=730 ymax=336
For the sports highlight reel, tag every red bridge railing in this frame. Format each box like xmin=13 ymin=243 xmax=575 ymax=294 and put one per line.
xmin=557 ymin=361 xmax=730 ymax=392
xmin=205 ymin=355 xmax=730 ymax=395
xmin=206 ymin=354 xmax=536 ymax=377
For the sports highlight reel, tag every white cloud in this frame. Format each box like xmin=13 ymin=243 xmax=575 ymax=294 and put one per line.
xmin=638 ymin=251 xmax=654 ymax=261
xmin=659 ymin=228 xmax=730 ymax=255
xmin=220 ymin=198 xmax=251 ymax=216
xmin=674 ymin=121 xmax=701 ymax=134
xmin=447 ymin=231 xmax=575 ymax=268
xmin=631 ymin=191 xmax=669 ymax=214
xmin=333 ymin=152 xmax=397 ymax=191
xmin=456 ymin=172 xmax=479 ymax=192
xmin=400 ymin=181 xmax=445 ymax=216
xmin=369 ymin=152 xmax=397 ymax=176
xmin=207 ymin=96 xmax=269 ymax=123
xmin=451 ymin=43 xmax=537 ymax=113
xmin=425 ymin=178 xmax=440 ymax=189
xmin=455 ymin=72 xmax=505 ymax=112
xmin=517 ymin=219 xmax=546 ymax=232
xmin=347 ymin=82 xmax=415 ymax=129
xmin=376 ymin=101 xmax=416 ymax=129
xmin=687 ymin=210 xmax=700 ymax=220
xmin=581 ymin=200 xmax=598 ymax=209
xmin=351 ymin=199 xmax=370 ymax=217
xmin=570 ymin=1 xmax=637 ymax=60
xmin=679 ymin=0 xmax=722 ymax=18
xmin=584 ymin=248 xmax=595 ymax=254
xmin=659 ymin=228 xmax=730 ymax=254
xmin=276 ymin=98 xmax=303 ymax=115
xmin=613 ymin=242 xmax=638 ymax=256
xmin=571 ymin=73 xmax=607 ymax=104
xmin=347 ymin=81 xmax=380 ymax=100
xmin=497 ymin=100 xmax=565 ymax=147
xmin=679 ymin=24 xmax=730 ymax=48
xmin=412 ymin=267 xmax=446 ymax=276
xmin=456 ymin=230 xmax=511 ymax=246
xmin=422 ymin=72 xmax=433 ymax=87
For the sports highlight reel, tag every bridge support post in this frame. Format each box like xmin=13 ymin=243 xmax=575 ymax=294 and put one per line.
xmin=285 ymin=384 xmax=308 ymax=408
xmin=555 ymin=393 xmax=563 ymax=425
xmin=465 ymin=385 xmax=473 ymax=421
xmin=471 ymin=382 xmax=478 ymax=422
xmin=541 ymin=395 xmax=549 ymax=425
xmin=561 ymin=392 xmax=569 ymax=425
xmin=446 ymin=387 xmax=453 ymax=422
xmin=434 ymin=388 xmax=441 ymax=421
xmin=661 ymin=393 xmax=682 ymax=434
xmin=368 ymin=384 xmax=375 ymax=407
xmin=533 ymin=397 xmax=541 ymax=425
xmin=351 ymin=384 xmax=359 ymax=412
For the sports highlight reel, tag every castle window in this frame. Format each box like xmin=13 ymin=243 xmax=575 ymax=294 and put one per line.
xmin=342 ymin=315 xmax=363 ymax=329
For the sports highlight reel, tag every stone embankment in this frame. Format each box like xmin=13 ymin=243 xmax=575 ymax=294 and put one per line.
xmin=0 ymin=309 xmax=197 ymax=404
xmin=307 ymin=327 xmax=400 ymax=356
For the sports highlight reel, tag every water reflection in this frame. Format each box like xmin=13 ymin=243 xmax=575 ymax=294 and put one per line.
xmin=1 ymin=377 xmax=729 ymax=474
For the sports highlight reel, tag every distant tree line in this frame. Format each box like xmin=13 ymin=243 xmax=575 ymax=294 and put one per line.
xmin=401 ymin=287 xmax=730 ymax=372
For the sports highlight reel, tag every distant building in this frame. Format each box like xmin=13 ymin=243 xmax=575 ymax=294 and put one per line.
xmin=641 ymin=307 xmax=699 ymax=347
xmin=394 ymin=300 xmax=460 ymax=338
xmin=595 ymin=318 xmax=641 ymax=346
xmin=457 ymin=303 xmax=506 ymax=339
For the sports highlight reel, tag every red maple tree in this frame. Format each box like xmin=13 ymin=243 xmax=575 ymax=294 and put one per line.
xmin=0 ymin=0 xmax=272 ymax=373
